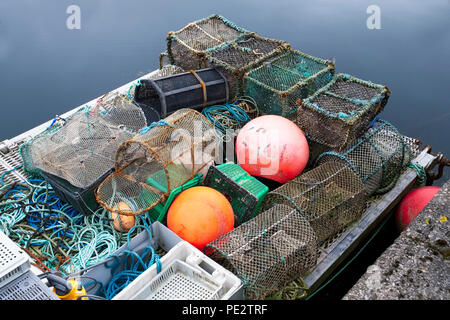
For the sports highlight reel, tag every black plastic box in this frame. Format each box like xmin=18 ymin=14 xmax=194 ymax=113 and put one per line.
xmin=40 ymin=169 xmax=114 ymax=215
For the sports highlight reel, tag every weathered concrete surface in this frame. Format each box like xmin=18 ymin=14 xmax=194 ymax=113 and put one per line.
xmin=343 ymin=180 xmax=450 ymax=300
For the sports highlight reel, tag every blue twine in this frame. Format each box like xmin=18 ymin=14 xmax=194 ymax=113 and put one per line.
xmin=0 ymin=165 xmax=23 ymax=186
xmin=202 ymin=102 xmax=251 ymax=134
xmin=103 ymin=219 xmax=162 ymax=299
xmin=139 ymin=120 xmax=173 ymax=135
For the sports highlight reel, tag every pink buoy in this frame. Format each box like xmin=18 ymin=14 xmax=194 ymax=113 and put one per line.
xmin=395 ymin=186 xmax=441 ymax=231
xmin=236 ymin=115 xmax=309 ymax=183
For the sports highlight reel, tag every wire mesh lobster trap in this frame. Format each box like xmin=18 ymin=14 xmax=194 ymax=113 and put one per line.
xmin=203 ymin=162 xmax=269 ymax=226
xmin=205 ymin=33 xmax=291 ymax=100
xmin=261 ymin=161 xmax=367 ymax=244
xmin=167 ymin=14 xmax=249 ymax=71
xmin=95 ymin=108 xmax=221 ymax=216
xmin=205 ymin=204 xmax=319 ymax=300
xmin=297 ymin=73 xmax=391 ymax=150
xmin=243 ymin=49 xmax=335 ymax=117
xmin=20 ymin=92 xmax=147 ymax=189
xmin=316 ymin=119 xmax=415 ymax=196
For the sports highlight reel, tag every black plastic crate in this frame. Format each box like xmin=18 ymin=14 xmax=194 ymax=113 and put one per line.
xmin=134 ymin=68 xmax=229 ymax=117
xmin=40 ymin=169 xmax=114 ymax=215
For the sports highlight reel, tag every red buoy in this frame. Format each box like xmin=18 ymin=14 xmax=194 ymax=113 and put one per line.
xmin=395 ymin=186 xmax=441 ymax=231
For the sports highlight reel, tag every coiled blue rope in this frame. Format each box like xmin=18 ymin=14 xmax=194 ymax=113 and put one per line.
xmin=102 ymin=220 xmax=162 ymax=299
xmin=202 ymin=102 xmax=251 ymax=134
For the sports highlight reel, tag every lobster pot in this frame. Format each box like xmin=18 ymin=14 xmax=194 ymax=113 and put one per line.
xmin=151 ymin=64 xmax=184 ymax=78
xmin=129 ymin=65 xmax=185 ymax=125
xmin=167 ymin=14 xmax=249 ymax=71
xmin=20 ymin=92 xmax=147 ymax=189
xmin=205 ymin=204 xmax=319 ymax=300
xmin=316 ymin=119 xmax=414 ymax=196
xmin=134 ymin=68 xmax=229 ymax=118
xmin=203 ymin=162 xmax=269 ymax=226
xmin=95 ymin=109 xmax=221 ymax=216
xmin=205 ymin=33 xmax=291 ymax=100
xmin=262 ymin=161 xmax=367 ymax=244
xmin=297 ymin=73 xmax=391 ymax=150
xmin=243 ymin=49 xmax=335 ymax=117
xmin=159 ymin=51 xmax=171 ymax=69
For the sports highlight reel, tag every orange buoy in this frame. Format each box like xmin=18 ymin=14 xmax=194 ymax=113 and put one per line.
xmin=395 ymin=186 xmax=441 ymax=231
xmin=167 ymin=186 xmax=234 ymax=251
xmin=236 ymin=115 xmax=309 ymax=183
xmin=111 ymin=201 xmax=136 ymax=232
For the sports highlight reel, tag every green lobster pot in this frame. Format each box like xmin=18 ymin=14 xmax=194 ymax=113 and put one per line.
xmin=203 ymin=162 xmax=269 ymax=226
xmin=243 ymin=48 xmax=335 ymax=118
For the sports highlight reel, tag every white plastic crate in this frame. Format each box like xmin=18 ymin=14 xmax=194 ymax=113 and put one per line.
xmin=113 ymin=241 xmax=243 ymax=300
xmin=0 ymin=230 xmax=30 ymax=288
xmin=0 ymin=270 xmax=59 ymax=300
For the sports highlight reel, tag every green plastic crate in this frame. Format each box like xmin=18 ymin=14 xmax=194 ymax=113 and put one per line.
xmin=145 ymin=172 xmax=203 ymax=222
xmin=203 ymin=162 xmax=269 ymax=225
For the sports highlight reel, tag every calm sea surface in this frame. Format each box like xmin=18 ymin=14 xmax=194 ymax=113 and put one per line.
xmin=0 ymin=0 xmax=449 ymax=183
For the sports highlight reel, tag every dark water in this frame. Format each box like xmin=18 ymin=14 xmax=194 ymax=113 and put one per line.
xmin=0 ymin=0 xmax=449 ymax=187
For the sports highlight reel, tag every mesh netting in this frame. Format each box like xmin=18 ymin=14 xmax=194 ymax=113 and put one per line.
xmin=167 ymin=14 xmax=249 ymax=71
xmin=205 ymin=33 xmax=291 ymax=100
xmin=243 ymin=49 xmax=335 ymax=117
xmin=297 ymin=73 xmax=390 ymax=149
xmin=20 ymin=93 xmax=147 ymax=189
xmin=95 ymin=108 xmax=220 ymax=216
xmin=205 ymin=204 xmax=318 ymax=300
xmin=159 ymin=51 xmax=171 ymax=69
xmin=261 ymin=161 xmax=367 ymax=244
xmin=316 ymin=119 xmax=416 ymax=196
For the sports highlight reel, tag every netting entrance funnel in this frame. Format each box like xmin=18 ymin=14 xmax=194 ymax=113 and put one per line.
xmin=95 ymin=108 xmax=221 ymax=216
xmin=20 ymin=92 xmax=147 ymax=189
xmin=316 ymin=119 xmax=415 ymax=196
xmin=243 ymin=49 xmax=335 ymax=117
xmin=205 ymin=204 xmax=319 ymax=300
xmin=261 ymin=161 xmax=367 ymax=244
xmin=167 ymin=14 xmax=249 ymax=71
xmin=133 ymin=68 xmax=229 ymax=118
xmin=205 ymin=33 xmax=291 ymax=100
xmin=297 ymin=73 xmax=391 ymax=150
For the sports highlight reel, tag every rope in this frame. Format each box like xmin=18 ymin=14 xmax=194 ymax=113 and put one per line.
xmin=102 ymin=220 xmax=162 ymax=299
xmin=188 ymin=70 xmax=208 ymax=107
xmin=139 ymin=120 xmax=174 ymax=135
xmin=202 ymin=102 xmax=251 ymax=135
xmin=0 ymin=178 xmax=152 ymax=277
xmin=408 ymin=161 xmax=427 ymax=187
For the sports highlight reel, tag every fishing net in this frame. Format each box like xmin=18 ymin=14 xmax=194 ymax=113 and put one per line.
xmin=159 ymin=51 xmax=171 ymax=69
xmin=167 ymin=14 xmax=249 ymax=71
xmin=243 ymin=49 xmax=335 ymax=118
xmin=205 ymin=33 xmax=291 ymax=100
xmin=297 ymin=73 xmax=390 ymax=150
xmin=95 ymin=108 xmax=221 ymax=216
xmin=203 ymin=162 xmax=269 ymax=226
xmin=261 ymin=161 xmax=367 ymax=244
xmin=20 ymin=93 xmax=147 ymax=189
xmin=316 ymin=119 xmax=416 ymax=196
xmin=205 ymin=204 xmax=319 ymax=300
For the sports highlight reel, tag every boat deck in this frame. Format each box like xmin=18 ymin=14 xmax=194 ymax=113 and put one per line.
xmin=0 ymin=70 xmax=440 ymax=299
